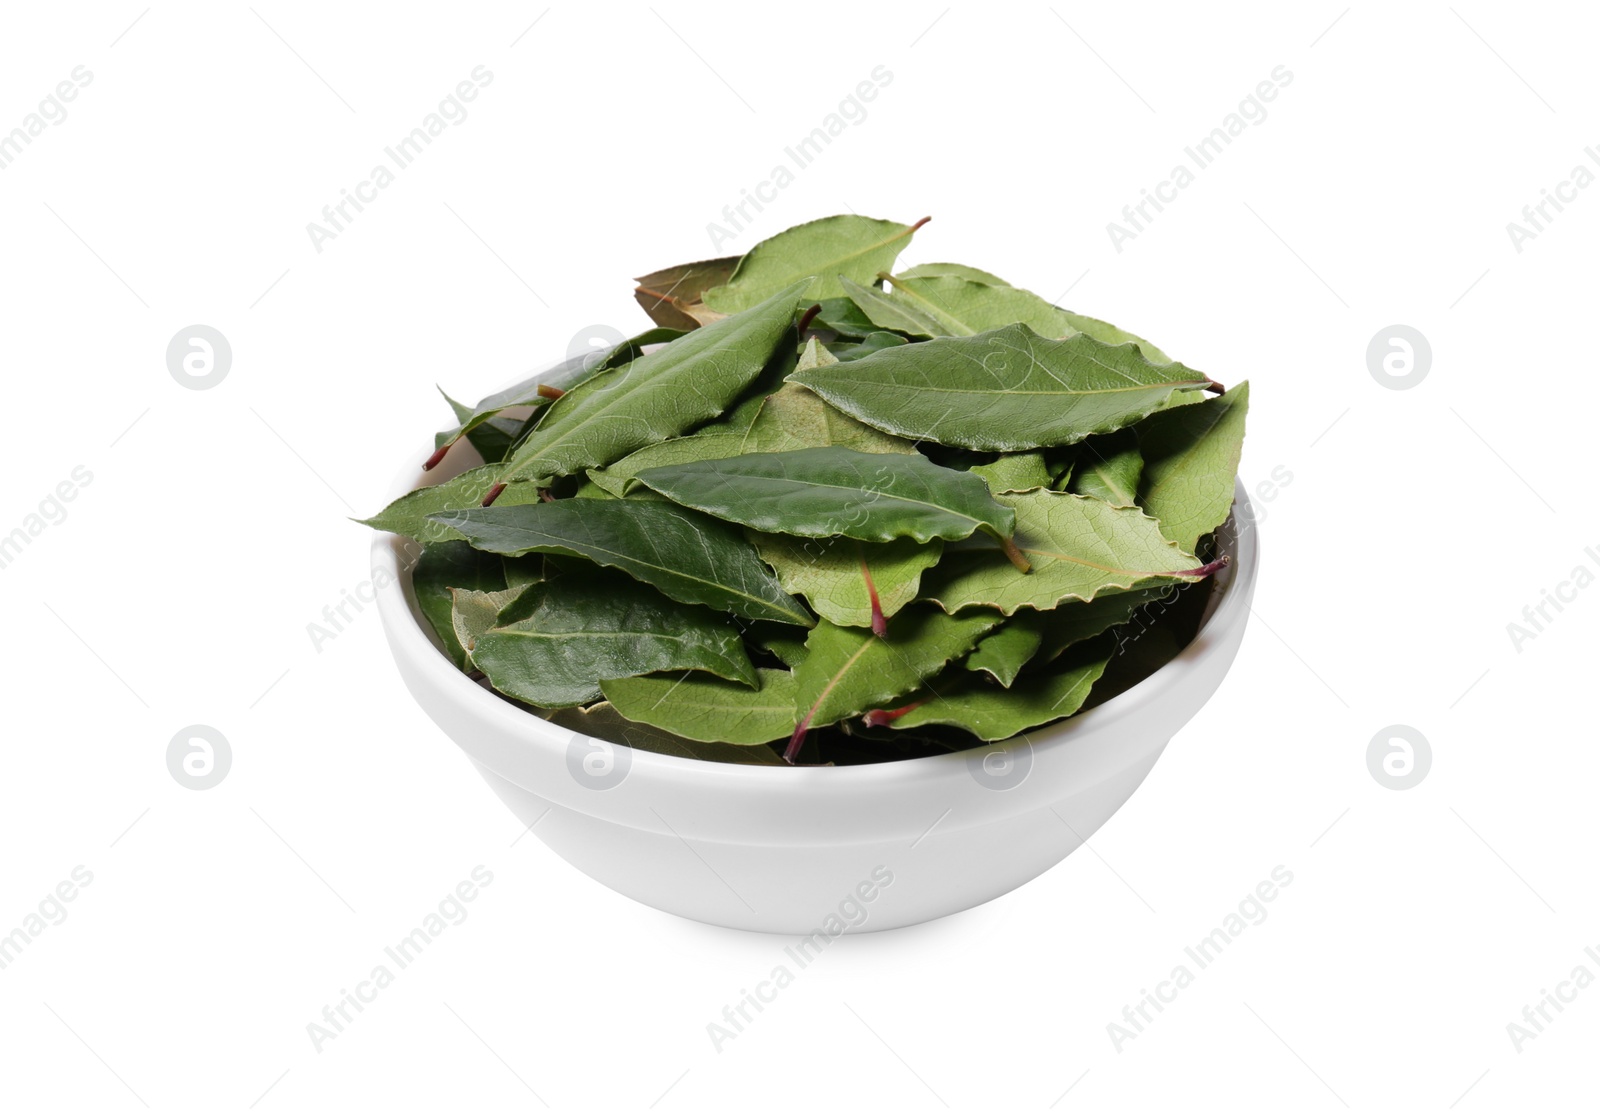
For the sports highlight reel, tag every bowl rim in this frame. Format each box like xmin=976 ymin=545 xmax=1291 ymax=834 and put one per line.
xmin=370 ymin=375 xmax=1259 ymax=790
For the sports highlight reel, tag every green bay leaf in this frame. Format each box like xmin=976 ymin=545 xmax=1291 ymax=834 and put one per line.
xmin=572 ymin=475 xmax=618 ymax=499
xmin=498 ymin=280 xmax=807 ymax=484
xmin=587 ymin=382 xmax=912 ymax=496
xmin=793 ymin=605 xmax=1001 ymax=734
xmin=750 ymin=534 xmax=942 ymax=629
xmin=430 ymin=500 xmax=811 ymax=626
xmin=472 ymin=569 xmax=755 ymax=708
xmin=586 ymin=433 xmax=749 ymax=497
xmin=971 ymin=452 xmax=1052 ymax=494
xmin=796 ymin=335 xmax=835 ymax=371
xmin=450 ymin=585 xmax=528 ymax=666
xmin=895 ymin=262 xmax=1010 ymax=285
xmin=413 ymin=541 xmax=507 ymax=668
xmin=358 ymin=464 xmax=543 ymax=543
xmin=602 ymin=668 xmax=799 ymax=745
xmin=871 ymin=271 xmax=1171 ymax=361
xmin=788 ymin=323 xmax=1215 ymax=451
xmin=1136 ymin=381 xmax=1249 ymax=552
xmin=636 ymin=447 xmax=1015 ymax=545
xmin=437 ymin=398 xmax=525 ymax=466
xmin=1071 ymin=428 xmax=1144 ymax=507
xmin=828 ymin=331 xmax=909 ymax=362
xmin=431 ymin=327 xmax=682 ymax=464
xmin=877 ymin=274 xmax=1075 ymax=337
xmin=1034 ymin=587 xmax=1176 ymax=662
xmin=702 ymin=215 xmax=925 ymax=313
xmin=810 ymin=296 xmax=880 ymax=338
xmin=760 ymin=636 xmax=809 ymax=668
xmin=744 ymin=383 xmax=916 ymax=456
xmin=887 ymin=638 xmax=1114 ymax=741
xmin=502 ymin=554 xmax=546 ymax=588
xmin=1056 ymin=310 xmax=1172 ymax=364
xmin=964 ymin=617 xmax=1047 ymax=687
xmin=924 ymin=490 xmax=1215 ymax=615
xmin=837 ymin=274 xmax=946 ymax=336
xmin=547 ymin=701 xmax=784 ymax=765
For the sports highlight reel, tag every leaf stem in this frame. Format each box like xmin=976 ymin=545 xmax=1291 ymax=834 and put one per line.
xmin=1177 ymin=554 xmax=1230 ymax=579
xmin=481 ymin=482 xmax=507 ymax=507
xmin=422 ymin=442 xmax=451 ymax=471
xmin=862 ymin=702 xmax=922 ymax=728
xmin=859 ymin=544 xmax=887 ymax=637
xmin=537 ymin=384 xmax=565 ymax=400
xmin=999 ymin=534 xmax=1032 ymax=573
xmin=635 ymin=284 xmax=684 ymax=309
xmin=797 ymin=303 xmax=822 ymax=335
xmin=783 ymin=719 xmax=812 ymax=764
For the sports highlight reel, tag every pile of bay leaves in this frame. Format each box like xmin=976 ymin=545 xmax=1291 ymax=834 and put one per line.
xmin=362 ymin=215 xmax=1248 ymax=766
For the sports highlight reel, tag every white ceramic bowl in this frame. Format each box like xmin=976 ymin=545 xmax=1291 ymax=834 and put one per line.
xmin=373 ymin=387 xmax=1259 ymax=935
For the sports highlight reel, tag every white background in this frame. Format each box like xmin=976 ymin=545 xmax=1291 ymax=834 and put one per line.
xmin=1 ymin=2 xmax=1594 ymax=1112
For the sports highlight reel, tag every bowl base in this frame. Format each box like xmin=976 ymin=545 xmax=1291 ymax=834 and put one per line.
xmin=474 ymin=742 xmax=1169 ymax=935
